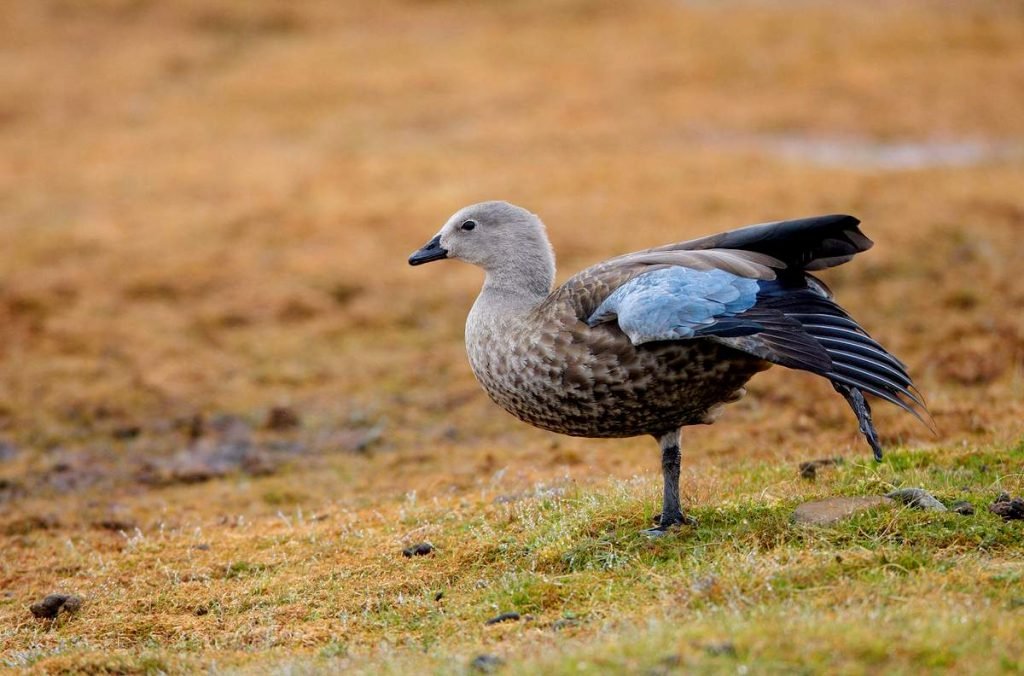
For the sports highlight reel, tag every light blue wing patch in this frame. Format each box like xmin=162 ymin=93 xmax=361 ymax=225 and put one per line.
xmin=587 ymin=267 xmax=761 ymax=345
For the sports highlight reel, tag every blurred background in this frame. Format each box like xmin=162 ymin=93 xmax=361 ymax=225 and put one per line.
xmin=3 ymin=0 xmax=1024 ymax=669
xmin=2 ymin=0 xmax=1023 ymax=570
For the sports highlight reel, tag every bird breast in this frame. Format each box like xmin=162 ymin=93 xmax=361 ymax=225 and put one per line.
xmin=464 ymin=296 xmax=765 ymax=438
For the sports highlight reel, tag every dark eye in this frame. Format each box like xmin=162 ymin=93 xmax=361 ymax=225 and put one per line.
xmin=461 ymin=220 xmax=477 ymax=231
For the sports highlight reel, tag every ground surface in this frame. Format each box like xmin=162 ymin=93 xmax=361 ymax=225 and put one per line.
xmin=2 ymin=0 xmax=1024 ymax=673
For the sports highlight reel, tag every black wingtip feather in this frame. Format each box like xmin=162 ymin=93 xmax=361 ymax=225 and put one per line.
xmin=678 ymin=214 xmax=872 ymax=272
xmin=748 ymin=283 xmax=934 ymax=438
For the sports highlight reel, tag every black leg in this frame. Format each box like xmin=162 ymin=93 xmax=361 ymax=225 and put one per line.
xmin=644 ymin=429 xmax=695 ymax=536
xmin=660 ymin=436 xmax=683 ymax=525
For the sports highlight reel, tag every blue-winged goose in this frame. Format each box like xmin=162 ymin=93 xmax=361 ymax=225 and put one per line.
xmin=409 ymin=201 xmax=927 ymax=533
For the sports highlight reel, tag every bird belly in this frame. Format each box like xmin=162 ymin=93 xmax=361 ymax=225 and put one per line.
xmin=467 ymin=324 xmax=767 ymax=438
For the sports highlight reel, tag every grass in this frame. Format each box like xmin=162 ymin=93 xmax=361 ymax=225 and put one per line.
xmin=3 ymin=444 xmax=1022 ymax=672
xmin=2 ymin=0 xmax=1024 ymax=673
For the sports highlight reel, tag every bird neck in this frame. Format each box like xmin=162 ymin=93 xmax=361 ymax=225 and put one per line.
xmin=479 ymin=242 xmax=556 ymax=308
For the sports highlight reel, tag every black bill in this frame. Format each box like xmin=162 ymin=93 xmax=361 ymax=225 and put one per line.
xmin=408 ymin=234 xmax=448 ymax=266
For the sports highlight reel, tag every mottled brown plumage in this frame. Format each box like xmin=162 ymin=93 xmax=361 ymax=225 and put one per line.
xmin=410 ymin=201 xmax=926 ymax=532
xmin=466 ymin=278 xmax=768 ymax=438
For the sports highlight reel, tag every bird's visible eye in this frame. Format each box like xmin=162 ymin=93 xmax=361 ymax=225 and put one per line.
xmin=461 ymin=220 xmax=477 ymax=231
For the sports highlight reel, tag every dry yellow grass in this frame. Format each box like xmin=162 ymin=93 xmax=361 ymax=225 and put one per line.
xmin=2 ymin=0 xmax=1023 ymax=672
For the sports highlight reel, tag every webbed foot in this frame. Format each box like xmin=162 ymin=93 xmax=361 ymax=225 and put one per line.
xmin=653 ymin=511 xmax=698 ymax=527
xmin=643 ymin=511 xmax=697 ymax=536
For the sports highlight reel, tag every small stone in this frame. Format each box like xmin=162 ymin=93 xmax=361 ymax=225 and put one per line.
xmin=551 ymin=617 xmax=580 ymax=631
xmin=29 ymin=594 xmax=82 ymax=619
xmin=799 ymin=457 xmax=843 ymax=480
xmin=886 ymin=488 xmax=947 ymax=511
xmin=470 ymin=654 xmax=504 ymax=673
xmin=402 ymin=542 xmax=435 ymax=558
xmin=112 ymin=425 xmax=142 ymax=440
xmin=240 ymin=451 xmax=280 ymax=477
xmin=703 ymin=641 xmax=737 ymax=657
xmin=951 ymin=500 xmax=975 ymax=516
xmin=0 ymin=478 xmax=25 ymax=503
xmin=485 ymin=611 xmax=520 ymax=625
xmin=185 ymin=414 xmax=205 ymax=441
xmin=264 ymin=406 xmax=301 ymax=431
xmin=989 ymin=494 xmax=1024 ymax=521
xmin=792 ymin=496 xmax=894 ymax=525
xmin=94 ymin=518 xmax=137 ymax=532
xmin=208 ymin=414 xmax=252 ymax=441
xmin=334 ymin=425 xmax=384 ymax=454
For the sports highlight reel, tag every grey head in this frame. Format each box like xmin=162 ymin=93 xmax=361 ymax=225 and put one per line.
xmin=408 ymin=201 xmax=556 ymax=298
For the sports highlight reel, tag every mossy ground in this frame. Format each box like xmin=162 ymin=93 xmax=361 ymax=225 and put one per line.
xmin=2 ymin=0 xmax=1023 ymax=673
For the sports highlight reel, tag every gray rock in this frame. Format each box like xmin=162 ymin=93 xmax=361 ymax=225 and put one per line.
xmin=551 ymin=617 xmax=580 ymax=631
xmin=792 ymin=496 xmax=894 ymax=526
xmin=950 ymin=500 xmax=975 ymax=515
xmin=470 ymin=654 xmax=504 ymax=673
xmin=703 ymin=641 xmax=737 ymax=657
xmin=886 ymin=488 xmax=947 ymax=511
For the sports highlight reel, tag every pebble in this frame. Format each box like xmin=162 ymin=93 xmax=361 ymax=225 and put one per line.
xmin=703 ymin=641 xmax=737 ymax=657
xmin=470 ymin=654 xmax=504 ymax=673
xmin=402 ymin=542 xmax=435 ymax=558
xmin=29 ymin=593 xmax=82 ymax=620
xmin=264 ymin=406 xmax=301 ymax=431
xmin=112 ymin=425 xmax=142 ymax=440
xmin=990 ymin=493 xmax=1024 ymax=521
xmin=485 ymin=611 xmax=520 ymax=625
xmin=799 ymin=457 xmax=843 ymax=480
xmin=551 ymin=617 xmax=580 ymax=631
xmin=886 ymin=488 xmax=947 ymax=511
xmin=950 ymin=500 xmax=975 ymax=516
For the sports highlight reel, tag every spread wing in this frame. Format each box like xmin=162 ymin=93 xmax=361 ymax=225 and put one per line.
xmin=544 ymin=214 xmax=928 ymax=430
xmin=580 ymin=263 xmax=835 ymax=375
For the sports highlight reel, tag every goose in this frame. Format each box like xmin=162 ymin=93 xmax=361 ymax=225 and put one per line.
xmin=409 ymin=201 xmax=927 ymax=533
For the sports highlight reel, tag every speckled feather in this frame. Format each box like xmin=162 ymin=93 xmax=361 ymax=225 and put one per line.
xmin=466 ymin=292 xmax=768 ymax=438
